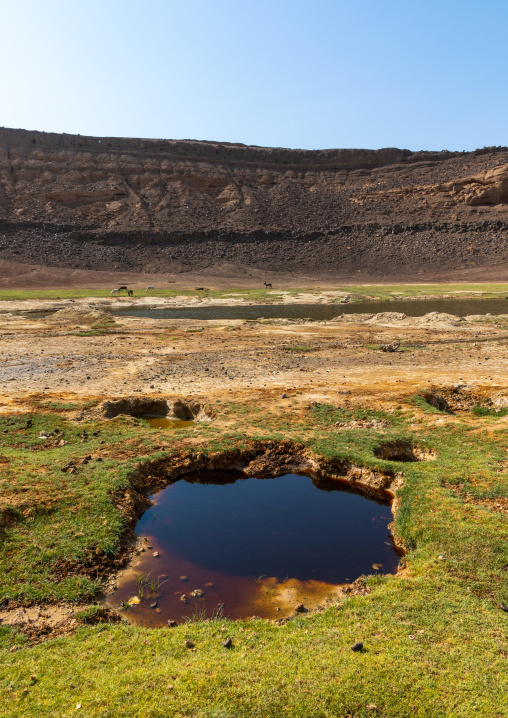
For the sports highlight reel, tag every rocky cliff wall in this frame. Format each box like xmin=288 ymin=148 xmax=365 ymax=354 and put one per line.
xmin=1 ymin=127 xmax=508 ymax=279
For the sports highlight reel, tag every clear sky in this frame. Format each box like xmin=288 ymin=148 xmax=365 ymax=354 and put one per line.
xmin=1 ymin=0 xmax=507 ymax=151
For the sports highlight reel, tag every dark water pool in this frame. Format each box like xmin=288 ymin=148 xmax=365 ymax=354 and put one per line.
xmin=107 ymin=472 xmax=398 ymax=625
xmin=108 ymin=297 xmax=508 ymax=321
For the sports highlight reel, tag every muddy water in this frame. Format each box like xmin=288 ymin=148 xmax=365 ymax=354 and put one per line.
xmin=146 ymin=418 xmax=194 ymax=430
xmin=108 ymin=298 xmax=508 ymax=321
xmin=107 ymin=472 xmax=398 ymax=626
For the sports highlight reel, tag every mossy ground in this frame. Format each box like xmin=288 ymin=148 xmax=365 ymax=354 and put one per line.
xmin=2 ymin=396 xmax=508 ymax=716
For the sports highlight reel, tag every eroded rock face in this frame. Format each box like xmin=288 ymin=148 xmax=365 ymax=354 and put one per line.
xmin=2 ymin=128 xmax=508 ymax=280
xmin=442 ymin=164 xmax=508 ymax=206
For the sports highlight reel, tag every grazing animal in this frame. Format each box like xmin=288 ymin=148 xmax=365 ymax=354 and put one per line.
xmin=118 ymin=286 xmax=128 ymax=293
xmin=145 ymin=286 xmax=155 ymax=294
xmin=110 ymin=289 xmax=119 ymax=296
xmin=263 ymin=282 xmax=272 ymax=289
xmin=127 ymin=289 xmax=134 ymax=297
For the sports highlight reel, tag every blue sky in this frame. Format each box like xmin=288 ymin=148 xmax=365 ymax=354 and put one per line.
xmin=1 ymin=0 xmax=507 ymax=151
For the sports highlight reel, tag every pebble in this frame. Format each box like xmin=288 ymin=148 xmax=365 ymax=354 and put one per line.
xmin=184 ymin=640 xmax=194 ymax=649
xmin=180 ymin=595 xmax=189 ymax=603
xmin=150 ymin=602 xmax=158 ymax=609
xmin=190 ymin=589 xmax=203 ymax=598
xmin=281 ymin=393 xmax=288 ymax=398
xmin=167 ymin=620 xmax=178 ymax=628
xmin=153 ymin=552 xmax=159 ymax=557
xmin=223 ymin=637 xmax=233 ymax=648
xmin=179 ymin=576 xmax=189 ymax=582
xmin=351 ymin=642 xmax=363 ymax=652
xmin=295 ymin=603 xmax=305 ymax=613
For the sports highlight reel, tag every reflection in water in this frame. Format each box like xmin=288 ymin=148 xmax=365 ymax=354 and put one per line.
xmin=146 ymin=418 xmax=194 ymax=430
xmin=108 ymin=298 xmax=508 ymax=322
xmin=107 ymin=473 xmax=398 ymax=625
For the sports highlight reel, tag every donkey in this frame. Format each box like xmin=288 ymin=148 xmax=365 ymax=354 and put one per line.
xmin=145 ymin=286 xmax=155 ymax=294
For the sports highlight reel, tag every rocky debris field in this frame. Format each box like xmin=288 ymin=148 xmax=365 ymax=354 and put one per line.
xmin=1 ymin=299 xmax=508 ymax=407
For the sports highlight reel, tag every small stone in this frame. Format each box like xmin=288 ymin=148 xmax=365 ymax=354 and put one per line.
xmin=366 ymin=705 xmax=378 ymax=711
xmin=281 ymin=393 xmax=288 ymax=398
xmin=500 ymin=602 xmax=508 ymax=612
xmin=351 ymin=642 xmax=363 ymax=652
xmin=223 ymin=637 xmax=233 ymax=648
xmin=180 ymin=594 xmax=189 ymax=603
xmin=153 ymin=552 xmax=159 ymax=557
xmin=155 ymin=607 xmax=162 ymax=613
xmin=190 ymin=589 xmax=203 ymax=598
xmin=167 ymin=620 xmax=178 ymax=628
xmin=204 ymin=581 xmax=215 ymax=587
xmin=150 ymin=602 xmax=158 ymax=609
xmin=295 ymin=603 xmax=305 ymax=613
xmin=179 ymin=576 xmax=189 ymax=582
xmin=184 ymin=640 xmax=194 ymax=649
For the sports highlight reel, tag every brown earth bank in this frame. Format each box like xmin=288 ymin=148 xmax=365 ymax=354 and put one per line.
xmin=2 ymin=127 xmax=508 ymax=285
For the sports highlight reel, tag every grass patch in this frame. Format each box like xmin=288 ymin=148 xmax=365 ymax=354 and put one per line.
xmin=3 ymin=400 xmax=508 ymax=714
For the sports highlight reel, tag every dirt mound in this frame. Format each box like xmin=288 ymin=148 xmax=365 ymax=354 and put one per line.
xmin=332 ymin=311 xmax=464 ymax=328
xmin=411 ymin=312 xmax=465 ymax=328
xmin=52 ymin=307 xmax=112 ymax=325
xmin=366 ymin=312 xmax=408 ymax=323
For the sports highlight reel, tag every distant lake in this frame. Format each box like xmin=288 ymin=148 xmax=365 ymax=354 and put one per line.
xmin=108 ymin=297 xmax=508 ymax=321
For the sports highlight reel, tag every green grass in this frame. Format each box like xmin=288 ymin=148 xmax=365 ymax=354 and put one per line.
xmin=3 ymin=401 xmax=508 ymax=715
xmin=3 ymin=282 xmax=508 ymax=303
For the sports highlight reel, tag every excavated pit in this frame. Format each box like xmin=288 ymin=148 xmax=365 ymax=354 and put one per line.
xmin=374 ymin=440 xmax=435 ymax=462
xmin=104 ymin=441 xmax=404 ymax=626
xmin=100 ymin=397 xmax=213 ymax=422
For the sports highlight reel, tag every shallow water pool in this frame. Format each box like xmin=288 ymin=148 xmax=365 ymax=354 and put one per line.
xmin=107 ymin=472 xmax=398 ymax=625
